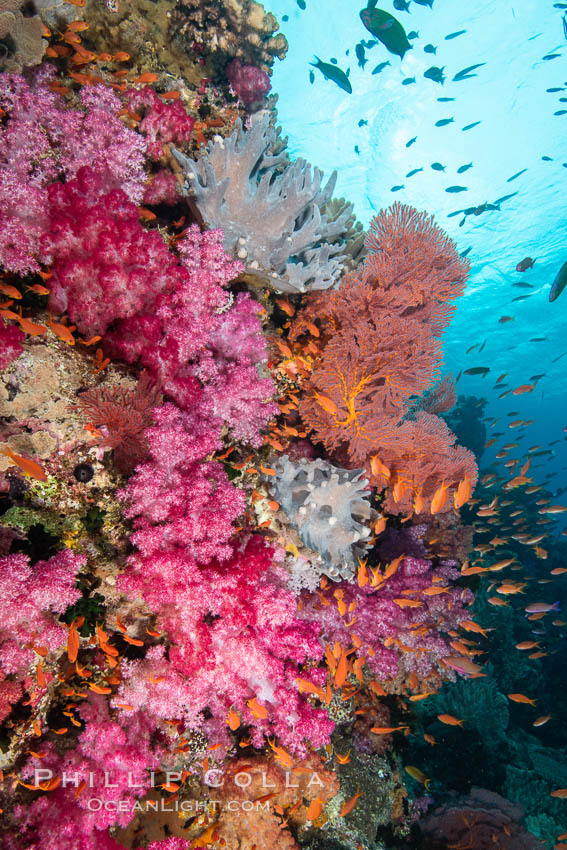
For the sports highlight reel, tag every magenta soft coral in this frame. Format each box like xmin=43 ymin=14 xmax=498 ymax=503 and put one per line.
xmin=41 ymin=167 xmax=179 ymax=337
xmin=116 ymin=536 xmax=333 ymax=756
xmin=0 ymin=317 xmax=24 ymax=369
xmin=299 ymin=556 xmax=474 ymax=684
xmin=0 ymin=549 xmax=84 ymax=678
xmin=125 ymin=86 xmax=194 ymax=160
xmin=0 ymin=71 xmax=147 ymax=274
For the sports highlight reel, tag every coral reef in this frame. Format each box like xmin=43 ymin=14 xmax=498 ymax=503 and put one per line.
xmin=169 ymin=0 xmax=288 ymax=76
xmin=173 ymin=113 xmax=353 ymax=292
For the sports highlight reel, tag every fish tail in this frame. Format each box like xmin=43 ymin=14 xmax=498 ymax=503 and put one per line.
xmin=552 ymin=601 xmax=561 ymax=611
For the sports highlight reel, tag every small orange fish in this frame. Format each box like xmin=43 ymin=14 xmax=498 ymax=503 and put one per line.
xmin=135 ymin=72 xmax=159 ymax=84
xmin=424 ymin=733 xmax=437 ymax=746
xmin=160 ymin=90 xmax=181 ymax=100
xmin=18 ymin=316 xmax=47 ymax=336
xmin=335 ymin=750 xmax=351 ymax=764
xmin=533 ymin=715 xmax=551 ymax=727
xmin=370 ymin=725 xmax=409 ymax=734
xmin=550 ymin=789 xmax=567 ymax=798
xmin=227 ymin=709 xmax=240 ymax=730
xmin=63 ymin=0 xmax=86 ymax=7
xmin=112 ymin=52 xmax=131 ymax=62
xmin=25 ymin=284 xmax=50 ymax=295
xmin=67 ymin=623 xmax=80 ymax=663
xmin=275 ymin=297 xmax=295 ymax=317
xmin=340 ymin=789 xmax=363 ymax=817
xmin=437 ymin=714 xmax=464 ymax=727
xmin=0 ymin=284 xmax=22 ymax=299
xmin=512 ymin=383 xmax=535 ymax=395
xmin=430 ymin=480 xmax=449 ymax=514
xmin=89 ymin=683 xmax=112 ymax=695
xmin=247 ymin=697 xmax=268 ymax=719
xmin=508 ymin=693 xmax=537 ymax=706
xmin=138 ymin=206 xmax=156 ymax=220
xmin=306 ymin=797 xmax=324 ymax=821
xmin=0 ymin=448 xmax=47 ymax=482
xmin=314 ymin=392 xmax=338 ymax=415
xmin=48 ymin=319 xmax=76 ymax=345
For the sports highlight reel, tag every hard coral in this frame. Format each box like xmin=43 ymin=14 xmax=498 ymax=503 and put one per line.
xmin=169 ymin=0 xmax=287 ymax=76
xmin=0 ymin=0 xmax=45 ymax=74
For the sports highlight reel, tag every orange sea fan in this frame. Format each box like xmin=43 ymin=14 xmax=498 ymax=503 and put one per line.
xmin=300 ymin=317 xmax=442 ymax=460
xmin=362 ymin=202 xmax=470 ymax=335
xmin=364 ymin=413 xmax=478 ymax=516
xmin=419 ymin=373 xmax=457 ymax=415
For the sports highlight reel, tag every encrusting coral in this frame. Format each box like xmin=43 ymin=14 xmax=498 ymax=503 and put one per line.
xmin=0 ymin=0 xmax=46 ymax=74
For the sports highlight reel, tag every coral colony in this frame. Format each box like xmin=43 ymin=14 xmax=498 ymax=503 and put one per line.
xmin=2 ymin=2 xmax=534 ymax=849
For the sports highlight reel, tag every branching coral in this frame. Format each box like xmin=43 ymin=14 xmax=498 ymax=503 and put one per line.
xmin=172 ymin=114 xmax=352 ymax=292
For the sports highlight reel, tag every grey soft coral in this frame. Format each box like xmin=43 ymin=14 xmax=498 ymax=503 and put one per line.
xmin=172 ymin=113 xmax=352 ymax=293
xmin=271 ymin=456 xmax=378 ymax=581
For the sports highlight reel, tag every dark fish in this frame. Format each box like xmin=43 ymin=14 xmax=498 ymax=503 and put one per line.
xmin=393 ymin=0 xmax=411 ymax=10
xmin=512 ymin=294 xmax=533 ymax=302
xmin=507 ymin=168 xmax=528 ymax=182
xmin=462 ymin=121 xmax=481 ymax=131
xmin=552 ymin=351 xmax=567 ymax=362
xmin=498 ymin=315 xmax=514 ymax=323
xmin=413 ymin=0 xmax=434 ymax=6
xmin=530 ymin=338 xmax=547 ymax=343
xmin=406 ymin=136 xmax=418 ymax=147
xmin=530 ymin=373 xmax=546 ymax=380
xmin=358 ymin=118 xmax=369 ymax=126
xmin=431 ymin=162 xmax=446 ymax=171
xmin=549 ymin=260 xmax=567 ymax=301
xmin=309 ymin=70 xmax=315 ymax=84
xmin=543 ymin=53 xmax=562 ymax=60
xmin=453 ymin=63 xmax=486 ymax=82
xmin=402 ymin=76 xmax=416 ymax=85
xmin=478 ymin=338 xmax=487 ymax=352
xmin=372 ymin=61 xmax=391 ymax=74
xmin=546 ymin=87 xmax=564 ymax=92
xmin=424 ymin=44 xmax=437 ymax=54
xmin=391 ymin=184 xmax=405 ymax=191
xmin=407 ymin=31 xmax=419 ymax=39
xmin=513 ymin=282 xmax=534 ymax=289
xmin=354 ymin=145 xmax=361 ymax=154
xmin=330 ymin=57 xmax=338 ymax=63
xmin=542 ymin=155 xmax=553 ymax=160
xmin=310 ymin=57 xmax=352 ymax=93
xmin=516 ymin=257 xmax=535 ymax=272
xmin=460 ymin=246 xmax=472 ymax=257
xmin=359 ymin=4 xmax=412 ymax=58
xmin=457 ymin=163 xmax=473 ymax=173
xmin=554 ymin=109 xmax=567 ymax=115
xmin=406 ymin=167 xmax=423 ymax=177
xmin=438 ymin=97 xmax=455 ymax=101
xmin=564 ymin=12 xmax=567 ymax=39
xmin=356 ymin=42 xmax=368 ymax=68
xmin=493 ymin=192 xmax=518 ymax=204
xmin=424 ymin=65 xmax=446 ymax=84
xmin=435 ymin=118 xmax=454 ymax=126
xmin=297 ymin=0 xmax=306 ymax=8
xmin=446 ymin=185 xmax=467 ymax=193
xmin=464 ymin=367 xmax=490 ymax=377
xmin=282 ymin=13 xmax=289 ymax=21
xmin=445 ymin=29 xmax=467 ymax=40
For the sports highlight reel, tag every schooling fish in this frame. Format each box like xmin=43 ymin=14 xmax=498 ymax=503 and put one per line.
xmin=516 ymin=256 xmax=535 ymax=272
xmin=507 ymin=168 xmax=528 ymax=182
xmin=435 ymin=118 xmax=454 ymax=126
xmin=402 ymin=76 xmax=416 ymax=85
xmin=407 ymin=30 xmax=419 ymax=39
xmin=431 ymin=162 xmax=446 ymax=171
xmin=453 ymin=63 xmax=486 ymax=81
xmin=391 ymin=184 xmax=405 ymax=191
xmin=424 ymin=44 xmax=437 ymax=54
xmin=462 ymin=120 xmax=482 ymax=130
xmin=446 ymin=185 xmax=467 ymax=193
xmin=359 ymin=2 xmax=412 ymax=58
xmin=457 ymin=163 xmax=473 ymax=173
xmin=358 ymin=118 xmax=368 ymax=126
xmin=445 ymin=29 xmax=467 ymax=40
xmin=438 ymin=96 xmax=455 ymax=101
xmin=393 ymin=0 xmax=410 ymax=10
xmin=372 ymin=60 xmax=391 ymax=74
xmin=464 ymin=367 xmax=490 ymax=377
xmin=406 ymin=167 xmax=423 ymax=177
xmin=549 ymin=260 xmax=567 ymax=301
xmin=310 ymin=57 xmax=352 ymax=93
xmin=406 ymin=135 xmax=417 ymax=146
xmin=424 ymin=65 xmax=445 ymax=84
xmin=355 ymin=42 xmax=367 ymax=68
xmin=414 ymin=0 xmax=434 ymax=6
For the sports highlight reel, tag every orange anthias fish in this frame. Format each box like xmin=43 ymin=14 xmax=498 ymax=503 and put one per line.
xmin=437 ymin=714 xmax=464 ymax=727
xmin=430 ymin=481 xmax=449 ymax=514
xmin=1 ymin=448 xmax=47 ymax=481
xmin=454 ymin=474 xmax=473 ymax=509
xmin=306 ymin=796 xmax=324 ymax=821
xmin=508 ymin=693 xmax=537 ymax=706
xmin=340 ymin=789 xmax=363 ymax=817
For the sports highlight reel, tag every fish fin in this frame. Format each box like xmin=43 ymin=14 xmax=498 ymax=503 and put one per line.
xmin=552 ymin=601 xmax=561 ymax=611
xmin=368 ymin=0 xmax=378 ymax=8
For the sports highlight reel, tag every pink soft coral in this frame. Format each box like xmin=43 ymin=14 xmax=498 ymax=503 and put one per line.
xmin=125 ymin=86 xmax=194 ymax=160
xmin=0 ymin=317 xmax=24 ymax=369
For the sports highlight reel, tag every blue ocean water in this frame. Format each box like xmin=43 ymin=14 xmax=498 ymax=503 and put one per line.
xmin=269 ymin=0 xmax=567 ymax=516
